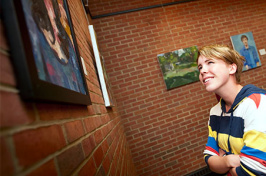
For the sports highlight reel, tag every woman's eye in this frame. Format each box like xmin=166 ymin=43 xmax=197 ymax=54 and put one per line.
xmin=198 ymin=66 xmax=202 ymax=70
xmin=208 ymin=61 xmax=214 ymax=64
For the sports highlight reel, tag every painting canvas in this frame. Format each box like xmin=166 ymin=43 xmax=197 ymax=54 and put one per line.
xmin=157 ymin=46 xmax=199 ymax=90
xmin=100 ymin=55 xmax=115 ymax=107
xmin=22 ymin=0 xmax=86 ymax=93
xmin=230 ymin=31 xmax=261 ymax=71
xmin=1 ymin=0 xmax=91 ymax=105
xmin=89 ymin=25 xmax=114 ymax=107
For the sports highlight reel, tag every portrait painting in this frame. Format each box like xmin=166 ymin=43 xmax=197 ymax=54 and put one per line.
xmin=230 ymin=32 xmax=261 ymax=71
xmin=2 ymin=0 xmax=91 ymax=105
xmin=157 ymin=46 xmax=199 ymax=90
xmin=22 ymin=0 xmax=86 ymax=93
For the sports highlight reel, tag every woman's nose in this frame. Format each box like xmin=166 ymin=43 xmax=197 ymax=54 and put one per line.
xmin=200 ymin=66 xmax=207 ymax=74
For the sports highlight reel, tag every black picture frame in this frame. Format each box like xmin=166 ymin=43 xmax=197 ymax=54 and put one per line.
xmin=1 ymin=0 xmax=91 ymax=105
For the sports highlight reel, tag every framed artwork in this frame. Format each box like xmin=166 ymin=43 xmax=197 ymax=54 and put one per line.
xmin=1 ymin=0 xmax=91 ymax=105
xmin=88 ymin=25 xmax=114 ymax=107
xmin=231 ymin=31 xmax=261 ymax=71
xmin=157 ymin=46 xmax=199 ymax=90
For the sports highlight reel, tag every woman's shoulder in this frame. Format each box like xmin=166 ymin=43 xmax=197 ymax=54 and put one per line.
xmin=234 ymin=92 xmax=266 ymax=122
xmin=240 ymin=92 xmax=266 ymax=109
xmin=210 ymin=102 xmax=222 ymax=116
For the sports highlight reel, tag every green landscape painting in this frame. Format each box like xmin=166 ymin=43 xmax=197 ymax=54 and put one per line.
xmin=157 ymin=46 xmax=199 ymax=90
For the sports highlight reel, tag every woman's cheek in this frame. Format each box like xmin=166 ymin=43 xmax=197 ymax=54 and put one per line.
xmin=199 ymin=75 xmax=203 ymax=84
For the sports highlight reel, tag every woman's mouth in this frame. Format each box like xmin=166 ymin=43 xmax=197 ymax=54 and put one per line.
xmin=203 ymin=77 xmax=213 ymax=84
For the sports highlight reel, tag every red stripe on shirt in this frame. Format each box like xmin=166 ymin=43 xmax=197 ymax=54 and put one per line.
xmin=205 ymin=146 xmax=219 ymax=156
xmin=248 ymin=94 xmax=261 ymax=109
xmin=240 ymin=153 xmax=266 ymax=167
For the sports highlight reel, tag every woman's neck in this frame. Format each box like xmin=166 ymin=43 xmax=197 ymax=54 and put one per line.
xmin=218 ymin=84 xmax=243 ymax=111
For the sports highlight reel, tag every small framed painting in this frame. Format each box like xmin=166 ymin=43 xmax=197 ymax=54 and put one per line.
xmin=157 ymin=46 xmax=199 ymax=90
xmin=230 ymin=31 xmax=261 ymax=71
xmin=1 ymin=0 xmax=91 ymax=105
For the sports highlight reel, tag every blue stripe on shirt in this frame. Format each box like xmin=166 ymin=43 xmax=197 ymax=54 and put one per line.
xmin=241 ymin=145 xmax=266 ymax=161
xmin=206 ymin=136 xmax=219 ymax=152
xmin=209 ymin=115 xmax=244 ymax=138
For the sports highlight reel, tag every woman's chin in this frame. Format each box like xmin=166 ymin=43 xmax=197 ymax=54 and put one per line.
xmin=205 ymin=85 xmax=216 ymax=93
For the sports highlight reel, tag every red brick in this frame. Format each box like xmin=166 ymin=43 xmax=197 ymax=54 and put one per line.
xmin=88 ymin=1 xmax=263 ymax=175
xmin=102 ymin=139 xmax=110 ymax=153
xmin=0 ymin=91 xmax=34 ymax=127
xmin=93 ymin=104 xmax=102 ymax=114
xmin=0 ymin=137 xmax=14 ymax=176
xmin=14 ymin=125 xmax=66 ymax=167
xmin=64 ymin=120 xmax=85 ymax=143
xmin=109 ymin=164 xmax=116 ymax=176
xmin=93 ymin=146 xmax=104 ymax=167
xmin=0 ymin=0 xmax=137 ymax=175
xmin=82 ymin=135 xmax=96 ymax=157
xmin=57 ymin=144 xmax=85 ymax=176
xmin=83 ymin=117 xmax=98 ymax=133
xmin=94 ymin=129 xmax=104 ymax=145
xmin=27 ymin=160 xmax=57 ymax=176
xmin=99 ymin=104 xmax=108 ymax=114
xmin=4 ymin=0 xmax=266 ymax=176
xmin=102 ymin=153 xmax=111 ymax=174
xmin=100 ymin=114 xmax=110 ymax=124
xmin=87 ymin=104 xmax=96 ymax=115
xmin=37 ymin=103 xmax=88 ymax=121
xmin=78 ymin=157 xmax=96 ymax=176
xmin=89 ymin=92 xmax=105 ymax=104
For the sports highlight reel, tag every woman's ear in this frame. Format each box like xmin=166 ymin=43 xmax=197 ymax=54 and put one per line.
xmin=229 ymin=63 xmax=237 ymax=75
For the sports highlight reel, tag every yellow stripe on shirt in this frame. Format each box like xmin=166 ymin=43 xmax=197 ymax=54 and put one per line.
xmin=208 ymin=125 xmax=217 ymax=140
xmin=243 ymin=130 xmax=266 ymax=152
xmin=216 ymin=134 xmax=244 ymax=154
xmin=218 ymin=133 xmax=229 ymax=152
xmin=229 ymin=136 xmax=244 ymax=154
xmin=241 ymin=163 xmax=256 ymax=176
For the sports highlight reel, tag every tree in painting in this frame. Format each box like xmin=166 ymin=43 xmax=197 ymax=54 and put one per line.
xmin=157 ymin=46 xmax=199 ymax=90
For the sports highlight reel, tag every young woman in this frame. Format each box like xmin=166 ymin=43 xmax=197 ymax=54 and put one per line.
xmin=197 ymin=44 xmax=266 ymax=176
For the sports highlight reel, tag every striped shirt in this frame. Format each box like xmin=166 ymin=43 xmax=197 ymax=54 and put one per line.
xmin=203 ymin=84 xmax=266 ymax=175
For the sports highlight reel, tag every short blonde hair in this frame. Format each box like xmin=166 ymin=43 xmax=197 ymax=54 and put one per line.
xmin=197 ymin=44 xmax=245 ymax=83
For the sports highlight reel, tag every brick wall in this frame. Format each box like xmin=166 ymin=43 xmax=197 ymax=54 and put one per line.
xmin=0 ymin=0 xmax=136 ymax=176
xmin=90 ymin=0 xmax=266 ymax=175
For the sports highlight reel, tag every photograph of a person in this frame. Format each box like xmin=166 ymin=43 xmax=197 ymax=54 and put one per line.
xmin=157 ymin=46 xmax=199 ymax=90
xmin=21 ymin=0 xmax=86 ymax=95
xmin=230 ymin=31 xmax=261 ymax=71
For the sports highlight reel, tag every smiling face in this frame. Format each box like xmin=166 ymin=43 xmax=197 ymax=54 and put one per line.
xmin=197 ymin=55 xmax=233 ymax=93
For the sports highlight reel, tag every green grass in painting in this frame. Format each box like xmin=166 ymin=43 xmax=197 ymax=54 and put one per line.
xmin=165 ymin=70 xmax=199 ymax=89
